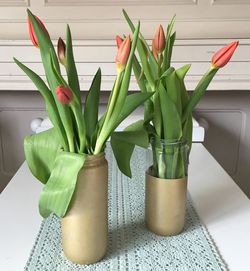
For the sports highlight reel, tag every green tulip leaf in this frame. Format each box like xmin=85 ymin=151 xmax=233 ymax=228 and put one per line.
xmin=160 ymin=67 xmax=175 ymax=79
xmin=28 ymin=10 xmax=77 ymax=152
xmin=166 ymin=32 xmax=176 ymax=70
xmin=66 ymin=25 xmax=81 ymax=106
xmin=183 ymin=114 xmax=193 ymax=150
xmin=162 ymin=15 xmax=176 ymax=71
xmin=14 ymin=58 xmax=68 ymax=150
xmin=27 ymin=10 xmax=60 ymax=87
xmin=132 ymin=55 xmax=147 ymax=93
xmin=114 ymin=92 xmax=154 ymax=129
xmin=153 ymin=91 xmax=162 ymax=137
xmin=49 ymin=52 xmax=75 ymax=152
xmin=24 ymin=128 xmax=61 ymax=184
xmin=175 ymin=64 xmax=192 ymax=148
xmin=111 ymin=120 xmax=148 ymax=177
xmin=123 ymin=9 xmax=155 ymax=88
xmin=176 ymin=64 xmax=191 ymax=81
xmin=84 ymin=68 xmax=101 ymax=146
xmin=98 ymin=22 xmax=141 ymax=146
xmin=159 ymin=83 xmax=182 ymax=140
xmin=165 ymin=69 xmax=182 ymax=117
xmin=39 ymin=151 xmax=85 ymax=218
xmin=132 ymin=55 xmax=154 ymax=121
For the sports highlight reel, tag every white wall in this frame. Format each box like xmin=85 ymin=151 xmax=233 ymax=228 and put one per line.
xmin=1 ymin=0 xmax=250 ymax=196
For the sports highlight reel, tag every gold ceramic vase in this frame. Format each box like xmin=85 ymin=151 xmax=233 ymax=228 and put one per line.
xmin=145 ymin=173 xmax=187 ymax=236
xmin=61 ymin=153 xmax=108 ymax=265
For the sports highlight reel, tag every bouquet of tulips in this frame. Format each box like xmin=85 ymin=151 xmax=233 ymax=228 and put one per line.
xmin=111 ymin=10 xmax=238 ymax=179
xmin=14 ymin=10 xmax=152 ymax=218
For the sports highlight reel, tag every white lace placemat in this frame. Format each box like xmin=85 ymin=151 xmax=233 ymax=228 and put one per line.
xmin=24 ymin=146 xmax=227 ymax=271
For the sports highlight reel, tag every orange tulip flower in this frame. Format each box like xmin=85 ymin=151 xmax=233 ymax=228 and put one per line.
xmin=115 ymin=35 xmax=131 ymax=72
xmin=212 ymin=41 xmax=239 ymax=68
xmin=56 ymin=85 xmax=73 ymax=104
xmin=28 ymin=15 xmax=49 ymax=48
xmin=152 ymin=24 xmax=165 ymax=58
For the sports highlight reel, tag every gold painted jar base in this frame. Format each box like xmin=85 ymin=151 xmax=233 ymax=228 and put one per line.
xmin=145 ymin=172 xmax=187 ymax=236
xmin=61 ymin=154 xmax=108 ymax=265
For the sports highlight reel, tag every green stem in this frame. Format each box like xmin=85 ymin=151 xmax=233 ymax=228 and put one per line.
xmin=158 ymin=152 xmax=166 ymax=179
xmin=182 ymin=66 xmax=218 ymax=123
xmin=67 ymin=132 xmax=75 ymax=153
xmin=171 ymin=147 xmax=178 ymax=179
xmin=70 ymin=102 xmax=86 ymax=153
xmin=94 ymin=71 xmax=122 ymax=154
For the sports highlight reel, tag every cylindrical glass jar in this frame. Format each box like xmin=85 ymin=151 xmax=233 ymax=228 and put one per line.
xmin=149 ymin=137 xmax=189 ymax=179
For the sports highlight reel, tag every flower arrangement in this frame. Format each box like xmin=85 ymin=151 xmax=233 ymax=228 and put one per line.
xmin=14 ymin=10 xmax=152 ymax=218
xmin=111 ymin=10 xmax=239 ymax=179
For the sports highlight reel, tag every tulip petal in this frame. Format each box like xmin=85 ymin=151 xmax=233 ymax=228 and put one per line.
xmin=115 ymin=35 xmax=131 ymax=70
xmin=57 ymin=37 xmax=66 ymax=65
xmin=116 ymin=35 xmax=123 ymax=49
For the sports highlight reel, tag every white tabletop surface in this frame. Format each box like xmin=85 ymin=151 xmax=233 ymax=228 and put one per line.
xmin=0 ymin=143 xmax=250 ymax=271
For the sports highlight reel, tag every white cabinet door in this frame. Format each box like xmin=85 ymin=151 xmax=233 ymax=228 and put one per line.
xmin=0 ymin=0 xmax=250 ymax=39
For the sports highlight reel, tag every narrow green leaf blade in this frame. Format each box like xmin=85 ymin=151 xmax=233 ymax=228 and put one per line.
xmin=175 ymin=64 xmax=193 ymax=147
xmin=123 ymin=9 xmax=155 ymax=87
xmin=84 ymin=68 xmax=101 ymax=141
xmin=66 ymin=25 xmax=81 ymax=106
xmin=166 ymin=32 xmax=176 ymax=70
xmin=153 ymin=91 xmax=162 ymax=137
xmin=132 ymin=55 xmax=147 ymax=93
xmin=175 ymin=63 xmax=191 ymax=110
xmin=183 ymin=115 xmax=193 ymax=150
xmin=162 ymin=15 xmax=176 ymax=71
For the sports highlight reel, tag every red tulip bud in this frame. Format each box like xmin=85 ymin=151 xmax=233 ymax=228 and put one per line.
xmin=57 ymin=37 xmax=67 ymax=66
xmin=212 ymin=41 xmax=239 ymax=68
xmin=28 ymin=15 xmax=49 ymax=48
xmin=55 ymin=85 xmax=73 ymax=104
xmin=116 ymin=35 xmax=124 ymax=49
xmin=152 ymin=25 xmax=165 ymax=57
xmin=115 ymin=35 xmax=131 ymax=72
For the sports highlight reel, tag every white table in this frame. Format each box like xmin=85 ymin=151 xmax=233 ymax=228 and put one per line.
xmin=0 ymin=143 xmax=250 ymax=271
